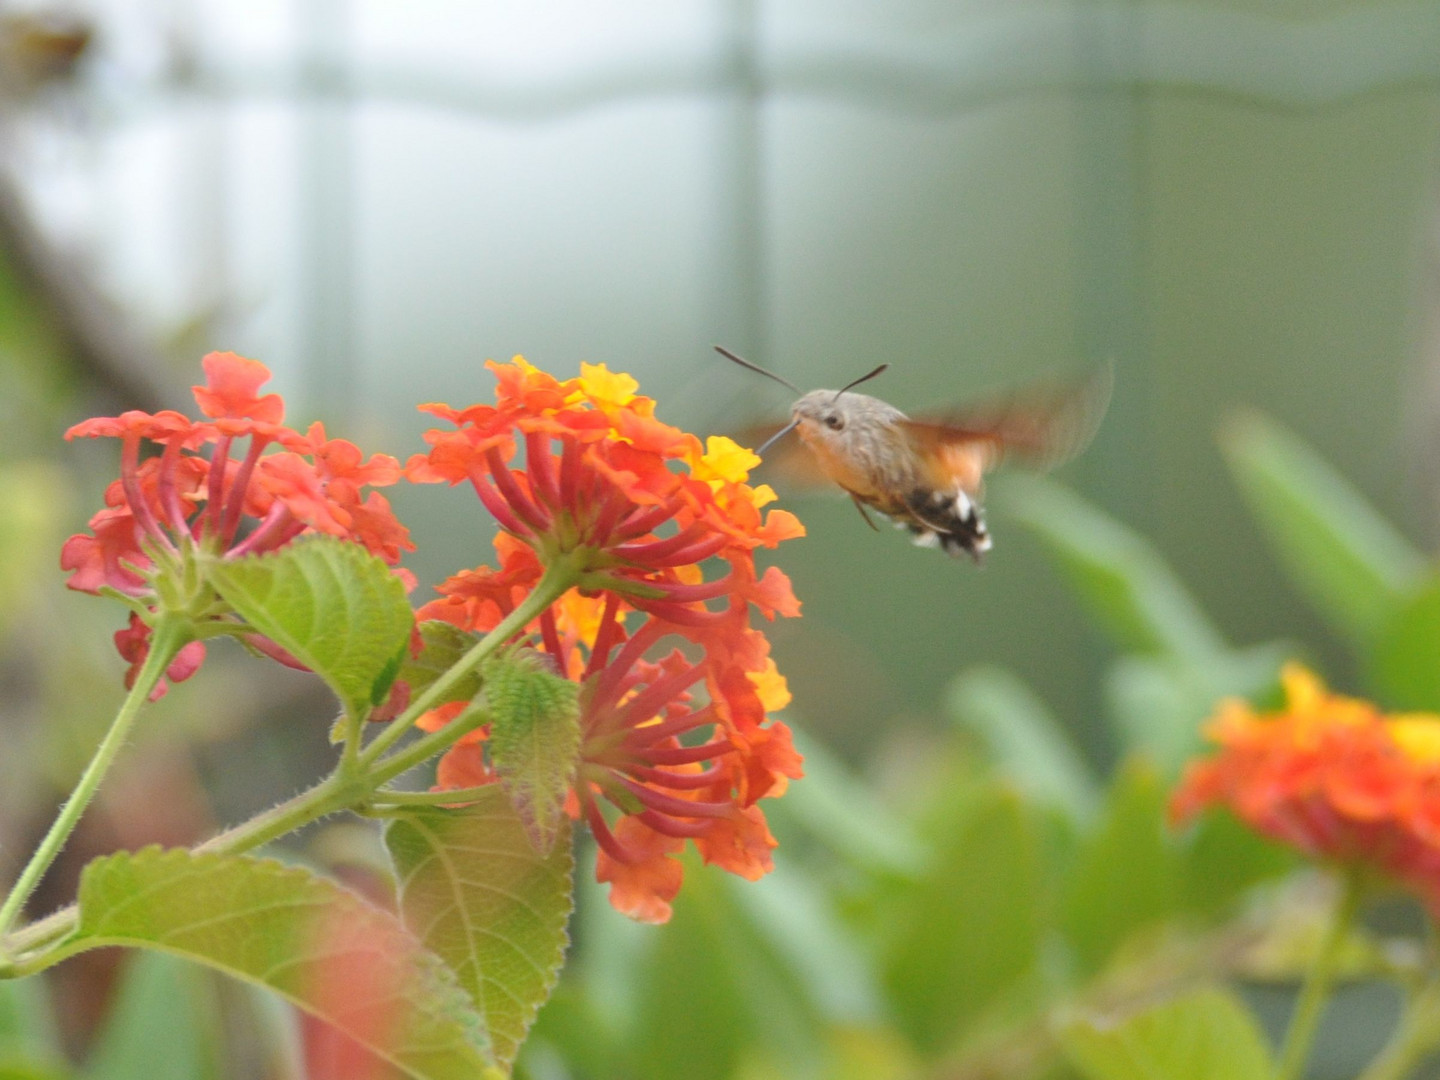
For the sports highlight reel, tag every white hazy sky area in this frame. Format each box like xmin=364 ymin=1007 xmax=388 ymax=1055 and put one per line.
xmin=19 ymin=0 xmax=716 ymax=410
xmin=16 ymin=0 xmax=999 ymax=437
xmin=16 ymin=0 xmax=1088 ymax=635
xmin=25 ymin=0 xmax=1429 ymax=744
xmin=19 ymin=0 xmax=1064 ymax=600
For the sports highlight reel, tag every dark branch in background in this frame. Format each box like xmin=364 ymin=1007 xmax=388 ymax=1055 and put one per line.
xmin=0 ymin=172 xmax=169 ymax=415
xmin=0 ymin=12 xmax=90 ymax=98
xmin=0 ymin=12 xmax=166 ymax=414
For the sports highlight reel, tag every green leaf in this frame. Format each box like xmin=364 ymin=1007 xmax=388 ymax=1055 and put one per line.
xmin=947 ymin=665 xmax=1100 ymax=822
xmin=726 ymin=864 xmax=881 ymax=1025
xmin=1062 ymin=987 xmax=1273 ymax=1080
xmin=399 ymin=622 xmax=484 ymax=708
xmin=1105 ymin=656 xmax=1208 ymax=771
xmin=1371 ymin=572 xmax=1440 ymax=711
xmin=385 ymin=795 xmax=574 ymax=1071
xmin=209 ymin=536 xmax=414 ymax=718
xmin=1178 ymin=811 xmax=1295 ymax=918
xmin=1222 ymin=411 xmax=1424 ymax=649
xmin=1000 ymin=477 xmax=1228 ymax=666
xmin=879 ymin=786 xmax=1047 ymax=1054
xmin=482 ymin=652 xmax=582 ymax=853
xmin=628 ymin=859 xmax=825 ymax=1080
xmin=1105 ymin=643 xmax=1286 ymax=775
xmin=0 ymin=462 xmax=65 ymax=640
xmin=772 ymin=730 xmax=926 ymax=878
xmin=0 ymin=978 xmax=64 ymax=1077
xmin=58 ymin=847 xmax=498 ymax=1080
xmin=0 ymin=1065 xmax=74 ymax=1080
xmin=1061 ymin=759 xmax=1184 ymax=976
xmin=83 ymin=952 xmax=217 ymax=1080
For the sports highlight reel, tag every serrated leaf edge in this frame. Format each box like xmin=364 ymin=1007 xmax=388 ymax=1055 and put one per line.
xmin=210 ymin=536 xmax=412 ymax=717
xmin=71 ymin=846 xmax=494 ymax=1078
xmin=389 ymin=805 xmax=574 ymax=1068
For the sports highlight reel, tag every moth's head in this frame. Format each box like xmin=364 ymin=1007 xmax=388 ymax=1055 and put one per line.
xmin=792 ymin=389 xmax=900 ymax=447
xmin=745 ymin=360 xmax=895 ymax=459
xmin=791 ymin=389 xmax=849 ymax=437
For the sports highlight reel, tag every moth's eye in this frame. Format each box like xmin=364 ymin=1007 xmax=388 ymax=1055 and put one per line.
xmin=823 ymin=413 xmax=844 ymax=431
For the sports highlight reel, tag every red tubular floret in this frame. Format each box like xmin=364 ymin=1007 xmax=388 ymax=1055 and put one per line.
xmin=484 ymin=445 xmax=552 ymax=533
xmin=634 ymin=810 xmax=711 ymax=838
xmin=204 ymin=433 xmax=232 ymax=537
xmin=468 ymin=472 xmax=529 ymax=535
xmin=628 ymin=763 xmax=726 ymax=790
xmin=218 ymin=436 xmax=269 ymax=547
xmin=619 ymin=776 xmax=732 ymax=819
xmin=524 ymin=430 xmax=561 ymax=508
xmin=581 ymin=788 xmax=637 ymax=863
xmin=641 ymin=741 xmax=733 ymax=766
xmin=613 ymin=663 xmax=709 ymax=732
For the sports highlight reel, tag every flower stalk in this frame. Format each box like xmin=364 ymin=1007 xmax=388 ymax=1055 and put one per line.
xmin=1274 ymin=872 xmax=1365 ymax=1080
xmin=0 ymin=556 xmax=576 ymax=970
xmin=358 ymin=555 xmax=583 ymax=770
xmin=1357 ymin=974 xmax=1440 ymax=1080
xmin=0 ymin=616 xmax=191 ymax=942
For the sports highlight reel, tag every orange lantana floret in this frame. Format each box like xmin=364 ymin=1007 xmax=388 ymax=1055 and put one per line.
xmin=1172 ymin=664 xmax=1440 ymax=908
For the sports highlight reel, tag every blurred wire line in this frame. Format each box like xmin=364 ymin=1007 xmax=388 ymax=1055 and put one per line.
xmin=296 ymin=0 xmax=357 ymax=423
xmin=1071 ymin=0 xmax=1152 ymax=529
xmin=139 ymin=4 xmax=1440 ymax=120
xmin=4 ymin=0 xmax=1436 ymax=414
xmin=710 ymin=0 xmax=766 ymax=371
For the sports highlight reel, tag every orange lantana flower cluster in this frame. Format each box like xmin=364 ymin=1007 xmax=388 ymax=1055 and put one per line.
xmin=407 ymin=358 xmax=806 ymax=921
xmin=408 ymin=357 xmax=803 ymax=610
xmin=62 ymin=352 xmax=412 ymax=695
xmin=1172 ymin=664 xmax=1440 ymax=909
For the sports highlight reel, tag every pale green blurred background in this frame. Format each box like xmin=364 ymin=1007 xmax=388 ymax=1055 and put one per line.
xmin=1 ymin=0 xmax=1438 ymax=1074
xmin=10 ymin=0 xmax=1436 ymax=755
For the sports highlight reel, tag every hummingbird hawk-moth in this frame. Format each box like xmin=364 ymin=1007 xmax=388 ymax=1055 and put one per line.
xmin=716 ymin=345 xmax=1111 ymax=560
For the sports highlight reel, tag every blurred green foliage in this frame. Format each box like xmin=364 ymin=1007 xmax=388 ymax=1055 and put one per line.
xmin=5 ymin=378 xmax=1438 ymax=1078
xmin=3 ymin=25 xmax=1439 ymax=1067
xmin=492 ymin=412 xmax=1432 ymax=1080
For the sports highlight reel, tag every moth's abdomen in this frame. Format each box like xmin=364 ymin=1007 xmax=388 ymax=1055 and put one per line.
xmin=902 ymin=485 xmax=992 ymax=561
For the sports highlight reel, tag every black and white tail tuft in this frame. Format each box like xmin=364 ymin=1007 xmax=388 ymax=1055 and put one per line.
xmin=904 ymin=486 xmax=992 ymax=561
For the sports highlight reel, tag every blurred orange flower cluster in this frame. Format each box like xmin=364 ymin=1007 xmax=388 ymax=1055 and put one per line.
xmin=1172 ymin=663 xmax=1440 ymax=908
xmin=407 ymin=358 xmax=806 ymax=921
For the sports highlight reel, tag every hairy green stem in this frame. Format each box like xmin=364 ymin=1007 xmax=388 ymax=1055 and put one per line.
xmin=2 ymin=553 xmax=581 ymax=972
xmin=2 ymin=905 xmax=74 ymax=961
xmin=371 ymin=784 xmax=497 ymax=806
xmin=192 ymin=777 xmax=359 ymax=858
xmin=367 ymin=708 xmax=490 ymax=788
xmin=1275 ymin=872 xmax=1365 ymax=1080
xmin=339 ymin=709 xmax=363 ymax=778
xmin=1 ymin=774 xmax=362 ymax=969
xmin=0 ymin=617 xmax=191 ymax=944
xmin=359 ymin=556 xmax=579 ymax=767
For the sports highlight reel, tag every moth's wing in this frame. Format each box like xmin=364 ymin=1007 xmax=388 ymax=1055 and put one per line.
xmin=728 ymin=420 xmax=835 ymax=488
xmin=902 ymin=361 xmax=1113 ymax=490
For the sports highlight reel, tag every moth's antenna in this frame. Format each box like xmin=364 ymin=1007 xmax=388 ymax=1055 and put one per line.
xmin=832 ymin=363 xmax=889 ymax=402
xmin=714 ymin=345 xmax=801 ymax=395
